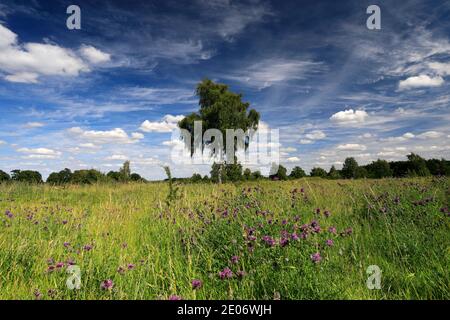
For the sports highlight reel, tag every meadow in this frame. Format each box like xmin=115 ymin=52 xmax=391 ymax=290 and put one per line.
xmin=0 ymin=177 xmax=448 ymax=300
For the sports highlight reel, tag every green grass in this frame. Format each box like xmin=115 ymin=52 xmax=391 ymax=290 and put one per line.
xmin=0 ymin=177 xmax=448 ymax=300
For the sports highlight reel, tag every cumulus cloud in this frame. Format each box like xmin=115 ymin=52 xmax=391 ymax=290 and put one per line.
xmin=286 ymin=156 xmax=300 ymax=163
xmin=330 ymin=109 xmax=368 ymax=124
xmin=336 ymin=143 xmax=367 ymax=151
xmin=398 ymin=75 xmax=444 ymax=90
xmin=428 ymin=62 xmax=450 ymax=76
xmin=0 ymin=24 xmax=110 ymax=83
xmin=68 ymin=127 xmax=143 ymax=144
xmin=79 ymin=45 xmax=111 ymax=64
xmin=17 ymin=147 xmax=61 ymax=159
xmin=140 ymin=115 xmax=185 ymax=133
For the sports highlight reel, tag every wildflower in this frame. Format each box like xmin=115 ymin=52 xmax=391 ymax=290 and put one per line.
xmin=313 ymin=226 xmax=321 ymax=234
xmin=345 ymin=227 xmax=353 ymax=235
xmin=311 ymin=252 xmax=322 ymax=263
xmin=324 ymin=210 xmax=331 ymax=218
xmin=62 ymin=220 xmax=68 ymax=225
xmin=328 ymin=226 xmax=337 ymax=234
xmin=56 ymin=262 xmax=64 ymax=269
xmin=325 ymin=239 xmax=334 ymax=247
xmin=230 ymin=255 xmax=239 ymax=264
xmin=63 ymin=242 xmax=70 ymax=248
xmin=280 ymin=237 xmax=289 ymax=247
xmin=168 ymin=295 xmax=182 ymax=300
xmin=100 ymin=279 xmax=114 ymax=290
xmin=127 ymin=264 xmax=135 ymax=270
xmin=66 ymin=258 xmax=76 ymax=266
xmin=300 ymin=232 xmax=308 ymax=240
xmin=83 ymin=244 xmax=93 ymax=251
xmin=117 ymin=266 xmax=126 ymax=274
xmin=291 ymin=233 xmax=299 ymax=241
xmin=219 ymin=267 xmax=233 ymax=280
xmin=315 ymin=208 xmax=321 ymax=214
xmin=262 ymin=235 xmax=276 ymax=247
xmin=236 ymin=270 xmax=246 ymax=278
xmin=33 ymin=289 xmax=42 ymax=300
xmin=282 ymin=219 xmax=288 ymax=225
xmin=47 ymin=265 xmax=55 ymax=273
xmin=191 ymin=279 xmax=202 ymax=290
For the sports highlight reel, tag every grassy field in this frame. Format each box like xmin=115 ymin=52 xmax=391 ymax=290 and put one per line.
xmin=0 ymin=177 xmax=448 ymax=300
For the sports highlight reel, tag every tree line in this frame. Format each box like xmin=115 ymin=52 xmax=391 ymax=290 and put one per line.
xmin=0 ymin=153 xmax=449 ymax=185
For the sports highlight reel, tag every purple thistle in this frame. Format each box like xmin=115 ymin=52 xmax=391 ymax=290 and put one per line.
xmin=63 ymin=242 xmax=70 ymax=248
xmin=291 ymin=233 xmax=299 ymax=241
xmin=127 ymin=263 xmax=135 ymax=270
xmin=324 ymin=210 xmax=331 ymax=218
xmin=219 ymin=267 xmax=233 ymax=280
xmin=262 ymin=235 xmax=276 ymax=247
xmin=5 ymin=210 xmax=13 ymax=218
xmin=325 ymin=239 xmax=334 ymax=247
xmin=280 ymin=237 xmax=289 ymax=247
xmin=311 ymin=252 xmax=322 ymax=263
xmin=168 ymin=295 xmax=182 ymax=300
xmin=328 ymin=226 xmax=337 ymax=234
xmin=100 ymin=279 xmax=114 ymax=290
xmin=191 ymin=279 xmax=202 ymax=290
xmin=236 ymin=270 xmax=246 ymax=278
xmin=83 ymin=244 xmax=93 ymax=251
xmin=230 ymin=255 xmax=239 ymax=264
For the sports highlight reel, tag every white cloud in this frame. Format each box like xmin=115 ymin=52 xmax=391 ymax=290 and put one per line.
xmin=225 ymin=58 xmax=324 ymax=89
xmin=124 ymin=87 xmax=195 ymax=105
xmin=0 ymin=24 xmax=111 ymax=83
xmin=304 ymin=130 xmax=326 ymax=140
xmin=23 ymin=122 xmax=45 ymax=128
xmin=336 ymin=144 xmax=367 ymax=151
xmin=79 ymin=45 xmax=111 ymax=64
xmin=286 ymin=156 xmax=300 ymax=163
xmin=68 ymin=127 xmax=143 ymax=144
xmin=398 ymin=75 xmax=444 ymax=90
xmin=330 ymin=109 xmax=368 ymax=124
xmin=299 ymin=139 xmax=313 ymax=145
xmin=428 ymin=62 xmax=450 ymax=76
xmin=140 ymin=114 xmax=185 ymax=133
xmin=106 ymin=154 xmax=128 ymax=161
xmin=417 ymin=131 xmax=443 ymax=139
xmin=0 ymin=140 xmax=6 ymax=145
xmin=280 ymin=147 xmax=297 ymax=153
xmin=17 ymin=147 xmax=61 ymax=159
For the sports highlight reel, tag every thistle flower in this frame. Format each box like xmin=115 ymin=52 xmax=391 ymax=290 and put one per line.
xmin=310 ymin=252 xmax=322 ymax=263
xmin=100 ymin=279 xmax=114 ymax=290
xmin=328 ymin=226 xmax=337 ymax=234
xmin=5 ymin=210 xmax=13 ymax=218
xmin=219 ymin=267 xmax=233 ymax=279
xmin=326 ymin=239 xmax=334 ymax=247
xmin=168 ymin=295 xmax=182 ymax=300
xmin=191 ymin=279 xmax=202 ymax=290
xmin=127 ymin=263 xmax=135 ymax=270
xmin=280 ymin=237 xmax=289 ymax=247
xmin=324 ymin=210 xmax=331 ymax=218
xmin=262 ymin=235 xmax=276 ymax=247
xmin=83 ymin=244 xmax=93 ymax=251
xmin=230 ymin=255 xmax=239 ymax=264
xmin=291 ymin=233 xmax=299 ymax=241
xmin=236 ymin=270 xmax=246 ymax=278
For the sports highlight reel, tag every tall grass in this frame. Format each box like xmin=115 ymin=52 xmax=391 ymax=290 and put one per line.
xmin=0 ymin=178 xmax=448 ymax=299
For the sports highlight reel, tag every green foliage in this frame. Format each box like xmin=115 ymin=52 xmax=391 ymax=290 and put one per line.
xmin=341 ymin=157 xmax=359 ymax=179
xmin=163 ymin=166 xmax=180 ymax=205
xmin=310 ymin=167 xmax=327 ymax=178
xmin=270 ymin=164 xmax=288 ymax=180
xmin=71 ymin=169 xmax=105 ymax=184
xmin=327 ymin=165 xmax=341 ymax=179
xmin=289 ymin=166 xmax=306 ymax=179
xmin=366 ymin=159 xmax=392 ymax=178
xmin=407 ymin=153 xmax=430 ymax=177
xmin=178 ymin=79 xmax=260 ymax=157
xmin=0 ymin=170 xmax=10 ymax=182
xmin=120 ymin=161 xmax=131 ymax=181
xmin=11 ymin=170 xmax=43 ymax=184
xmin=191 ymin=173 xmax=203 ymax=183
xmin=47 ymin=168 xmax=73 ymax=185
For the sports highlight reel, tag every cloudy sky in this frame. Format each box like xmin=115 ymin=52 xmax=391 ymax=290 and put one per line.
xmin=0 ymin=0 xmax=449 ymax=180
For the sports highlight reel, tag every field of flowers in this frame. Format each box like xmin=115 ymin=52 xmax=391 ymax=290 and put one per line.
xmin=0 ymin=177 xmax=448 ymax=300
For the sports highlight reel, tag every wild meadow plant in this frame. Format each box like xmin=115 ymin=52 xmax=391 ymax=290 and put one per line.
xmin=0 ymin=178 xmax=448 ymax=300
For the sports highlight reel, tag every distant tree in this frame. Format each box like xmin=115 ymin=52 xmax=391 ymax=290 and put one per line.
xmin=191 ymin=173 xmax=203 ymax=183
xmin=354 ymin=166 xmax=368 ymax=179
xmin=327 ymin=165 xmax=341 ymax=179
xmin=225 ymin=163 xmax=243 ymax=182
xmin=210 ymin=163 xmax=226 ymax=183
xmin=243 ymin=168 xmax=252 ymax=180
xmin=310 ymin=167 xmax=327 ymax=178
xmin=0 ymin=170 xmax=10 ymax=182
xmin=342 ymin=157 xmax=359 ymax=179
xmin=426 ymin=158 xmax=450 ymax=176
xmin=72 ymin=169 xmax=105 ymax=184
xmin=367 ymin=159 xmax=392 ymax=178
xmin=251 ymin=170 xmax=263 ymax=180
xmin=11 ymin=170 xmax=43 ymax=183
xmin=202 ymin=175 xmax=210 ymax=182
xmin=130 ymin=173 xmax=145 ymax=182
xmin=47 ymin=168 xmax=73 ymax=184
xmin=107 ymin=171 xmax=123 ymax=182
xmin=178 ymin=79 xmax=260 ymax=158
xmin=289 ymin=166 xmax=306 ymax=179
xmin=270 ymin=165 xmax=288 ymax=180
xmin=120 ymin=161 xmax=131 ymax=181
xmin=407 ymin=153 xmax=430 ymax=177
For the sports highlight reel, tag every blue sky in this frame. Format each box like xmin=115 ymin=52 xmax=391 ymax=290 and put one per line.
xmin=0 ymin=0 xmax=449 ymax=180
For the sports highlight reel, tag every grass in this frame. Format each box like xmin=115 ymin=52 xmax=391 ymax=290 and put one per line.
xmin=0 ymin=177 xmax=448 ymax=300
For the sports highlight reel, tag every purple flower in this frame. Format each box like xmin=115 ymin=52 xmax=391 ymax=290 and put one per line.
xmin=230 ymin=255 xmax=239 ymax=264
xmin=328 ymin=226 xmax=337 ymax=234
xmin=236 ymin=270 xmax=246 ymax=278
xmin=83 ymin=244 xmax=93 ymax=251
xmin=168 ymin=295 xmax=182 ymax=300
xmin=324 ymin=210 xmax=331 ymax=218
xmin=56 ymin=262 xmax=64 ymax=269
xmin=262 ymin=235 xmax=276 ymax=247
xmin=291 ymin=233 xmax=299 ymax=241
xmin=5 ymin=210 xmax=13 ymax=218
xmin=315 ymin=208 xmax=321 ymax=214
xmin=100 ymin=279 xmax=114 ymax=290
xmin=62 ymin=220 xmax=68 ymax=225
xmin=127 ymin=263 xmax=135 ymax=270
xmin=63 ymin=242 xmax=70 ymax=248
xmin=280 ymin=237 xmax=289 ymax=247
xmin=191 ymin=279 xmax=202 ymax=290
xmin=300 ymin=232 xmax=308 ymax=240
xmin=47 ymin=265 xmax=55 ymax=273
xmin=311 ymin=252 xmax=322 ymax=263
xmin=219 ymin=267 xmax=233 ymax=280
xmin=325 ymin=239 xmax=334 ymax=247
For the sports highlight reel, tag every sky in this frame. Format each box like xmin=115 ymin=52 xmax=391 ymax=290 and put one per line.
xmin=0 ymin=0 xmax=449 ymax=180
